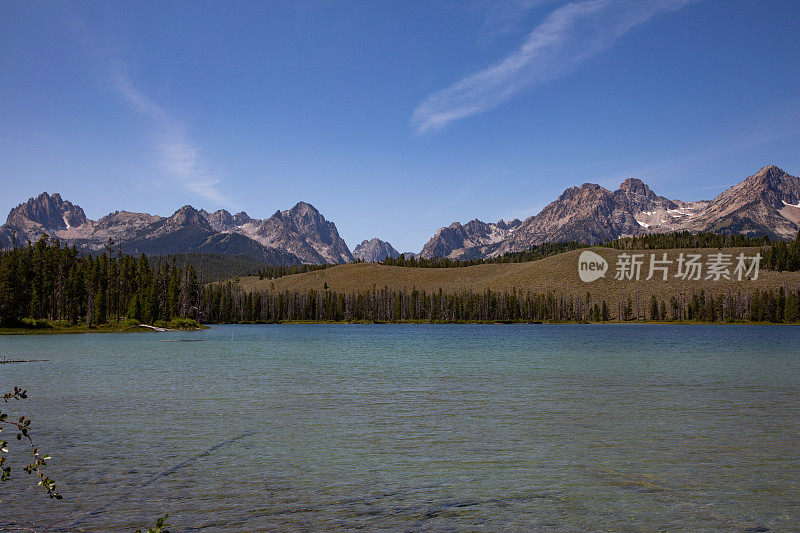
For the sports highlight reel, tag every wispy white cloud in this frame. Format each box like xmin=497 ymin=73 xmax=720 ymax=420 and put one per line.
xmin=412 ymin=0 xmax=697 ymax=134
xmin=111 ymin=69 xmax=233 ymax=207
xmin=65 ymin=10 xmax=233 ymax=208
xmin=479 ymin=0 xmax=555 ymax=40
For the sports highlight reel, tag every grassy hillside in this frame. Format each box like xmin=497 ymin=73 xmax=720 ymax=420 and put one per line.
xmin=234 ymin=246 xmax=800 ymax=302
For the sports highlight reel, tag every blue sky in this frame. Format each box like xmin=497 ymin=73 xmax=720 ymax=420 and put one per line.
xmin=1 ymin=1 xmax=799 ymax=252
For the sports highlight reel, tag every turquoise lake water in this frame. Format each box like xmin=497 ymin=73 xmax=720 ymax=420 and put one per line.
xmin=1 ymin=324 xmax=799 ymax=531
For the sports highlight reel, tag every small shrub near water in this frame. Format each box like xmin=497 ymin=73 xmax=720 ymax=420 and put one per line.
xmin=8 ymin=318 xmax=53 ymax=329
xmin=167 ymin=317 xmax=201 ymax=330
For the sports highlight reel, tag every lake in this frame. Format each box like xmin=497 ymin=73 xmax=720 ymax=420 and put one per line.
xmin=1 ymin=324 xmax=799 ymax=531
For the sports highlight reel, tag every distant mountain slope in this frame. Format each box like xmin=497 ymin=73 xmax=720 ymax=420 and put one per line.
xmin=0 ymin=226 xmax=17 ymax=249
xmin=497 ymin=183 xmax=642 ymax=253
xmin=0 ymin=195 xmax=351 ymax=265
xmin=422 ymin=165 xmax=800 ymax=259
xmin=151 ymin=253 xmax=280 ymax=284
xmin=253 ymin=202 xmax=353 ymax=264
xmin=353 ymin=238 xmax=400 ymax=262
xmin=420 ymin=219 xmax=521 ymax=260
xmin=685 ymin=165 xmax=800 ymax=240
xmin=121 ymin=228 xmax=302 ymax=266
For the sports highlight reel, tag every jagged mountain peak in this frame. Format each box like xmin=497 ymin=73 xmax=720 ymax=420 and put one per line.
xmin=697 ymin=166 xmax=800 ymax=234
xmin=619 ymin=177 xmax=647 ymax=192
xmin=6 ymin=191 xmax=88 ymax=230
xmin=615 ymin=177 xmax=677 ymax=212
xmin=168 ymin=205 xmax=210 ymax=227
xmin=267 ymin=202 xmax=325 ymax=228
xmin=420 ymin=217 xmax=523 ymax=259
xmin=557 ymin=183 xmax=609 ymax=202
xmin=287 ymin=201 xmax=319 ymax=218
xmin=255 ymin=201 xmax=353 ymax=264
xmin=719 ymin=165 xmax=798 ymax=200
xmin=499 ymin=218 xmax=522 ymax=229
xmin=757 ymin=164 xmax=783 ymax=175
xmin=273 ymin=201 xmax=327 ymax=230
xmin=748 ymin=165 xmax=789 ymax=186
xmin=206 ymin=209 xmax=235 ymax=231
xmin=284 ymin=202 xmax=341 ymax=240
xmin=353 ymin=238 xmax=400 ymax=262
xmin=232 ymin=211 xmax=251 ymax=225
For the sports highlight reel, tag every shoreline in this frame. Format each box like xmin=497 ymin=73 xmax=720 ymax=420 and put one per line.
xmin=0 ymin=322 xmax=207 ymax=336
xmin=2 ymin=320 xmax=798 ymax=335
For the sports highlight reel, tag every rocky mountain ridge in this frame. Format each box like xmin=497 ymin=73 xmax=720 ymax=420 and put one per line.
xmin=0 ymin=196 xmax=352 ymax=265
xmin=420 ymin=218 xmax=522 ymax=260
xmin=2 ymin=165 xmax=797 ymax=264
xmin=353 ymin=238 xmax=401 ymax=262
xmin=422 ymin=165 xmax=800 ymax=259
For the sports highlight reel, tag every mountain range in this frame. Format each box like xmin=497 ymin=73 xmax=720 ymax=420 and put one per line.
xmin=1 ymin=165 xmax=798 ymax=264
xmin=420 ymin=165 xmax=800 ymax=259
xmin=0 ymin=196 xmax=352 ymax=265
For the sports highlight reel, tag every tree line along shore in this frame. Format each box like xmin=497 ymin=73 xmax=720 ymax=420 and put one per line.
xmin=1 ymin=233 xmax=800 ymax=330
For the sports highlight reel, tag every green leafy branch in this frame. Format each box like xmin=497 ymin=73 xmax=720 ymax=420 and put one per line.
xmin=0 ymin=386 xmax=61 ymax=499
xmin=136 ymin=513 xmax=170 ymax=533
